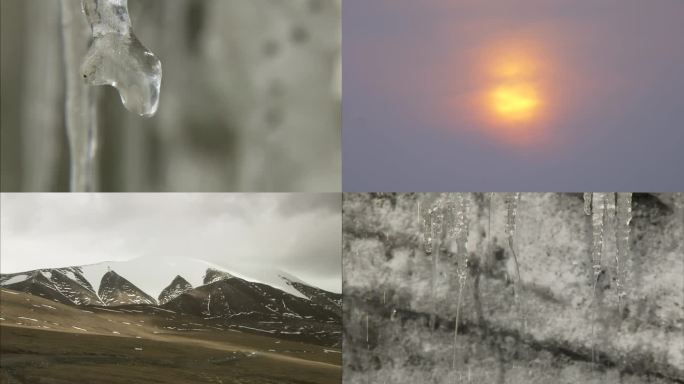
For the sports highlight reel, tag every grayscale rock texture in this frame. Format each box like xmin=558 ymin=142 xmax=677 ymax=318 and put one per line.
xmin=343 ymin=193 xmax=684 ymax=384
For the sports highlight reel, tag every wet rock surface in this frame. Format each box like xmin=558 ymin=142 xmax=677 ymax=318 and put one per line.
xmin=343 ymin=193 xmax=684 ymax=383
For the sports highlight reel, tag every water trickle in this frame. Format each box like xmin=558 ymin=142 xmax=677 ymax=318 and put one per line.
xmin=80 ymin=0 xmax=162 ymax=117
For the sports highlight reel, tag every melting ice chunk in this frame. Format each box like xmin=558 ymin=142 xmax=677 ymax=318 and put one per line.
xmin=80 ymin=0 xmax=161 ymax=117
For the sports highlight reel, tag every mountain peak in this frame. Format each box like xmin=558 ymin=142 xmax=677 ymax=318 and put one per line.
xmin=99 ymin=269 xmax=157 ymax=306
xmin=158 ymin=275 xmax=193 ymax=305
xmin=203 ymin=268 xmax=233 ymax=285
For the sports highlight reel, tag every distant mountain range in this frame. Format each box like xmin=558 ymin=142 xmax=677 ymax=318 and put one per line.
xmin=0 ymin=259 xmax=341 ymax=346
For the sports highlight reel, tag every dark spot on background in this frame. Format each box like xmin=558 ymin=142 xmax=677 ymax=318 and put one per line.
xmin=185 ymin=0 xmax=205 ymax=53
xmin=308 ymin=0 xmax=323 ymax=13
xmin=262 ymin=40 xmax=280 ymax=58
xmin=265 ymin=107 xmax=284 ymax=128
xmin=268 ymin=80 xmax=285 ymax=98
xmin=290 ymin=25 xmax=310 ymax=44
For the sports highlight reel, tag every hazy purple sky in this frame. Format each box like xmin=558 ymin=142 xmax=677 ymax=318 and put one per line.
xmin=343 ymin=0 xmax=684 ymax=191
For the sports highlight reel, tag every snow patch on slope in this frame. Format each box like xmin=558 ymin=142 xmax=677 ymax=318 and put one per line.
xmin=1 ymin=274 xmax=29 ymax=286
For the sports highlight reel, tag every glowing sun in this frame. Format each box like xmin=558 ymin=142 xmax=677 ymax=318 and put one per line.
xmin=467 ymin=40 xmax=553 ymax=146
xmin=489 ymin=83 xmax=540 ymax=122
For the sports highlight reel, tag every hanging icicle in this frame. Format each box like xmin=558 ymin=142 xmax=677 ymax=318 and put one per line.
xmin=589 ymin=192 xmax=607 ymax=366
xmin=366 ymin=312 xmax=369 ymax=350
xmin=452 ymin=193 xmax=469 ymax=369
xmin=590 ymin=193 xmax=607 ymax=281
xmin=453 ymin=193 xmax=469 ymax=280
xmin=585 ymin=192 xmax=632 ymax=310
xmin=504 ymin=192 xmax=526 ymax=333
xmin=583 ymin=192 xmax=592 ymax=216
xmin=80 ymin=0 xmax=162 ymax=117
xmin=422 ymin=204 xmax=433 ymax=255
xmin=429 ymin=202 xmax=443 ymax=331
xmin=615 ymin=193 xmax=632 ymax=311
xmin=61 ymin=0 xmax=99 ymax=192
xmin=504 ymin=193 xmax=522 ymax=284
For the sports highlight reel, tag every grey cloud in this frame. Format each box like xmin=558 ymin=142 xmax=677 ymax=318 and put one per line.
xmin=276 ymin=193 xmax=341 ymax=217
xmin=0 ymin=193 xmax=342 ymax=292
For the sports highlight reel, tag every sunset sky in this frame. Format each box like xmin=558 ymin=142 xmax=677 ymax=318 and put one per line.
xmin=343 ymin=0 xmax=684 ymax=191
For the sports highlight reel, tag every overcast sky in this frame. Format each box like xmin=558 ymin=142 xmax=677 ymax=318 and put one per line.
xmin=343 ymin=0 xmax=684 ymax=191
xmin=0 ymin=193 xmax=341 ymax=292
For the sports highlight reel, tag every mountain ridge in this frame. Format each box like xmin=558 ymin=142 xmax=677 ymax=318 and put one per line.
xmin=1 ymin=262 xmax=341 ymax=347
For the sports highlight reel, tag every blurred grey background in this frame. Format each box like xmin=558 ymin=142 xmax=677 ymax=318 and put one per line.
xmin=1 ymin=0 xmax=341 ymax=191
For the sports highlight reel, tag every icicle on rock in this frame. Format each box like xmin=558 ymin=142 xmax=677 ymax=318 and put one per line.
xmin=365 ymin=313 xmax=369 ymax=350
xmin=591 ymin=193 xmax=607 ymax=282
xmin=453 ymin=193 xmax=469 ymax=281
xmin=80 ymin=0 xmax=162 ymax=117
xmin=452 ymin=193 xmax=469 ymax=369
xmin=421 ymin=203 xmax=433 ymax=255
xmin=429 ymin=204 xmax=443 ymax=331
xmin=615 ymin=193 xmax=632 ymax=311
xmin=504 ymin=192 xmax=526 ymax=332
xmin=504 ymin=193 xmax=523 ymax=283
xmin=583 ymin=192 xmax=592 ymax=216
xmin=589 ymin=192 xmax=607 ymax=366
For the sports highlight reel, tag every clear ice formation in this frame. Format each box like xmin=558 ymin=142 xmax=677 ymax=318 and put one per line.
xmin=615 ymin=193 xmax=632 ymax=310
xmin=584 ymin=192 xmax=632 ymax=363
xmin=583 ymin=192 xmax=632 ymax=299
xmin=452 ymin=193 xmax=469 ymax=370
xmin=417 ymin=194 xmax=471 ymax=367
xmin=80 ymin=0 xmax=161 ymax=117
xmin=590 ymin=193 xmax=607 ymax=281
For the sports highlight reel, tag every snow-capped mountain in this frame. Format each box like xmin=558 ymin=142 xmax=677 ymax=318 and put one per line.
xmin=0 ymin=267 xmax=103 ymax=306
xmin=158 ymin=275 xmax=193 ymax=305
xmin=72 ymin=257 xmax=313 ymax=300
xmin=203 ymin=268 xmax=233 ymax=285
xmin=280 ymin=273 xmax=342 ymax=316
xmin=0 ymin=258 xmax=340 ymax=313
xmin=1 ymin=259 xmax=341 ymax=347
xmin=160 ymin=273 xmax=341 ymax=346
xmin=163 ymin=275 xmax=338 ymax=321
xmin=98 ymin=270 xmax=157 ymax=306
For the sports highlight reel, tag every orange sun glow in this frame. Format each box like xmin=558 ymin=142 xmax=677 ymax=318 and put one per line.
xmin=489 ymin=83 xmax=540 ymax=122
xmin=486 ymin=53 xmax=543 ymax=124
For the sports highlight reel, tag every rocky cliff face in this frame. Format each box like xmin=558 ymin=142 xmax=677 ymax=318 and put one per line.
xmin=343 ymin=193 xmax=684 ymax=384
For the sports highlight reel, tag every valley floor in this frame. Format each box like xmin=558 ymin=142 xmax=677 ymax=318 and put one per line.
xmin=0 ymin=290 xmax=341 ymax=384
